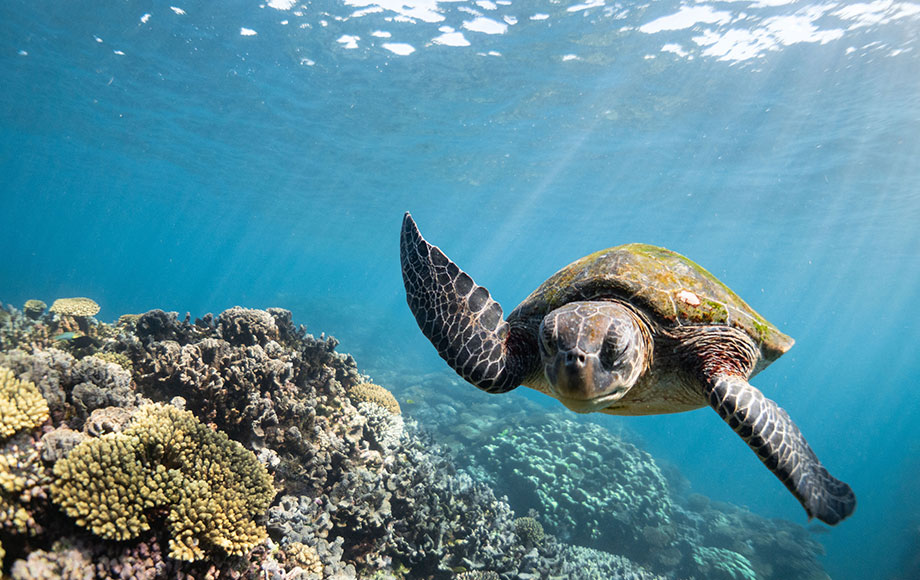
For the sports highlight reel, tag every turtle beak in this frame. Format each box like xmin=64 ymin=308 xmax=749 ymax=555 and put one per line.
xmin=550 ymin=349 xmax=606 ymax=412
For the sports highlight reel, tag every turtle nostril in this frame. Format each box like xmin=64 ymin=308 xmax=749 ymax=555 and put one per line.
xmin=565 ymin=351 xmax=587 ymax=366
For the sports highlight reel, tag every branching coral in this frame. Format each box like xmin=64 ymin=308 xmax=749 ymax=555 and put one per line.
xmin=50 ymin=403 xmax=276 ymax=561
xmin=0 ymin=366 xmax=49 ymax=440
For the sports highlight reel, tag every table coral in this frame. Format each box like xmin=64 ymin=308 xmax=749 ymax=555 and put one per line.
xmin=0 ymin=366 xmax=50 ymax=440
xmin=50 ymin=403 xmax=276 ymax=561
xmin=48 ymin=298 xmax=99 ymax=318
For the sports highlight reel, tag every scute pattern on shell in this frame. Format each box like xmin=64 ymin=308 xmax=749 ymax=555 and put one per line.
xmin=509 ymin=243 xmax=793 ymax=361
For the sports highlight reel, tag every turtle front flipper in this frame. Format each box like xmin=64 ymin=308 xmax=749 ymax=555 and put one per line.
xmin=400 ymin=213 xmax=530 ymax=393
xmin=706 ymin=375 xmax=856 ymax=525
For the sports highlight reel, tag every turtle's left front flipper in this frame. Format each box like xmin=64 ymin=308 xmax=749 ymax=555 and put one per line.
xmin=707 ymin=375 xmax=856 ymax=525
xmin=401 ymin=213 xmax=531 ymax=393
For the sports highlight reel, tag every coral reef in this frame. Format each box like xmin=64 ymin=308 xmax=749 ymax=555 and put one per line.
xmin=0 ymin=367 xmax=49 ymax=440
xmin=397 ymin=369 xmax=832 ymax=580
xmin=348 ymin=382 xmax=401 ymax=415
xmin=50 ymin=403 xmax=275 ymax=561
xmin=22 ymin=301 xmax=45 ymax=321
xmin=0 ymin=302 xmax=831 ymax=579
xmin=48 ymin=298 xmax=99 ymax=318
xmin=513 ymin=516 xmax=545 ymax=547
xmin=459 ymin=412 xmax=674 ymax=562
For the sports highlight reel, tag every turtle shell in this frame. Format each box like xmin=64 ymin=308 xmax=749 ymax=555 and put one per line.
xmin=508 ymin=243 xmax=794 ymax=363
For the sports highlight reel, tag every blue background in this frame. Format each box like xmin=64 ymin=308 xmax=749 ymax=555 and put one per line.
xmin=2 ymin=1 xmax=918 ymax=578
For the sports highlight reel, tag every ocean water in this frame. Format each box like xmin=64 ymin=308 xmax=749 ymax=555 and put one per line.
xmin=1 ymin=0 xmax=918 ymax=578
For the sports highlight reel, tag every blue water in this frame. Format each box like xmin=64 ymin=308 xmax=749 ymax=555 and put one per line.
xmin=2 ymin=1 xmax=919 ymax=577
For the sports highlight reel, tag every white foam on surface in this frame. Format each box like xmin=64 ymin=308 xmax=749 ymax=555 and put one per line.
xmin=463 ymin=16 xmax=508 ymax=34
xmin=344 ymin=0 xmax=446 ymax=24
xmin=267 ymin=0 xmax=297 ymax=10
xmin=240 ymin=27 xmax=258 ymax=36
xmin=382 ymin=42 xmax=416 ymax=55
xmin=337 ymin=34 xmax=361 ymax=49
xmin=639 ymin=5 xmax=733 ymax=34
xmin=433 ymin=30 xmax=471 ymax=46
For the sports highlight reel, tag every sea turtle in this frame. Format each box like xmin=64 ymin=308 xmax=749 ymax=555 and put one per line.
xmin=400 ymin=213 xmax=855 ymax=525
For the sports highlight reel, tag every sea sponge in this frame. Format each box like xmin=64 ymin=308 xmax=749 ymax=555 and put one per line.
xmin=49 ymin=297 xmax=100 ymax=318
xmin=0 ymin=366 xmax=50 ymax=440
xmin=23 ymin=299 xmax=47 ymax=320
xmin=348 ymin=382 xmax=401 ymax=415
xmin=50 ymin=403 xmax=276 ymax=561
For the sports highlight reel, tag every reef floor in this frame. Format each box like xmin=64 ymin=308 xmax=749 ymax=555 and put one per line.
xmin=0 ymin=301 xmax=830 ymax=579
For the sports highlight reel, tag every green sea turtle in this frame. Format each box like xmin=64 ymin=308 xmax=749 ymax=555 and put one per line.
xmin=400 ymin=213 xmax=855 ymax=525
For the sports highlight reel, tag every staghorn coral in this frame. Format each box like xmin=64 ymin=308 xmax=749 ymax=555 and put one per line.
xmin=348 ymin=382 xmax=401 ymax=415
xmin=0 ymin=366 xmax=49 ymax=440
xmin=50 ymin=402 xmax=276 ymax=561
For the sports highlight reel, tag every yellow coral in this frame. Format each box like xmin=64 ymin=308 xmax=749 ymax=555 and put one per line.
xmin=0 ymin=367 xmax=50 ymax=441
xmin=50 ymin=403 xmax=275 ymax=561
xmin=23 ymin=299 xmax=47 ymax=319
xmin=348 ymin=382 xmax=401 ymax=415
xmin=1 ymin=443 xmax=46 ymax=535
xmin=284 ymin=542 xmax=324 ymax=576
xmin=49 ymin=297 xmax=100 ymax=317
xmin=90 ymin=352 xmax=133 ymax=373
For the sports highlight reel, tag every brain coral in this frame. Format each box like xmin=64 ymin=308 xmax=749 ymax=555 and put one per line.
xmin=348 ymin=382 xmax=401 ymax=415
xmin=50 ymin=403 xmax=275 ymax=561
xmin=49 ymin=297 xmax=100 ymax=317
xmin=0 ymin=366 xmax=50 ymax=440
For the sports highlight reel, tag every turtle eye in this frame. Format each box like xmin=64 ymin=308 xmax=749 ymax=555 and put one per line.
xmin=600 ymin=335 xmax=624 ymax=368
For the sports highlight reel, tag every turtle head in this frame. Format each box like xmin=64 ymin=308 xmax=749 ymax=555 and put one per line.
xmin=539 ymin=301 xmax=650 ymax=413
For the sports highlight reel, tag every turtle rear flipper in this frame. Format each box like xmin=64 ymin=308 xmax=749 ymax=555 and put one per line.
xmin=707 ymin=375 xmax=856 ymax=524
xmin=401 ymin=213 xmax=529 ymax=393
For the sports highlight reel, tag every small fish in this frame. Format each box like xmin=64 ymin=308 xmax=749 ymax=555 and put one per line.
xmin=54 ymin=332 xmax=78 ymax=341
xmin=405 ymin=399 xmax=417 ymax=405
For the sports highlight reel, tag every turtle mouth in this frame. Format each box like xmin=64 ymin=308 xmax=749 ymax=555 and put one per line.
xmin=556 ymin=391 xmax=625 ymax=414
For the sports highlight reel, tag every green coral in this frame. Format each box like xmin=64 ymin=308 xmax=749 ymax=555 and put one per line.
xmin=0 ymin=366 xmax=50 ymax=441
xmin=50 ymin=403 xmax=276 ymax=561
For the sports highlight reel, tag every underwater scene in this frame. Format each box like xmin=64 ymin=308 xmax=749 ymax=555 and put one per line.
xmin=1 ymin=0 xmax=919 ymax=579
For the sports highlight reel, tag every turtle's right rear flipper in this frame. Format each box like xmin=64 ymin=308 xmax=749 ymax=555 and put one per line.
xmin=707 ymin=375 xmax=856 ymax=525
xmin=400 ymin=212 xmax=526 ymax=393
